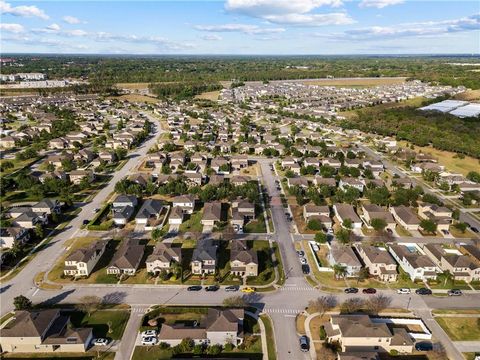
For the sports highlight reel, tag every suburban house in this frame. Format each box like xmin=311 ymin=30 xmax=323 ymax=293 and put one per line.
xmin=339 ymin=177 xmax=365 ymax=193
xmin=146 ymin=242 xmax=182 ymax=275
xmin=388 ymin=244 xmax=438 ymax=281
xmin=106 ymin=239 xmax=145 ymax=275
xmin=191 ymin=239 xmax=217 ymax=275
xmin=0 ymin=227 xmax=30 ymax=249
xmin=287 ymin=177 xmax=309 ymax=189
xmin=390 ymin=206 xmax=420 ymax=231
xmin=32 ymin=199 xmax=61 ymax=216
xmin=303 ymin=204 xmax=332 ymax=229
xmin=171 ymin=195 xmax=196 ymax=214
xmin=230 ymin=240 xmax=258 ymax=278
xmin=158 ymin=308 xmax=244 ymax=346
xmin=361 ymin=204 xmax=396 ymax=231
xmin=112 ymin=195 xmax=138 ymax=226
xmin=63 ymin=240 xmax=108 ymax=277
xmin=325 ymin=315 xmax=414 ymax=353
xmin=328 ymin=244 xmax=362 ymax=277
xmin=418 ymin=204 xmax=453 ymax=231
xmin=69 ymin=170 xmax=95 ymax=185
xmin=201 ymin=202 xmax=223 ymax=227
xmin=231 ymin=199 xmax=255 ymax=232
xmin=168 ymin=206 xmax=184 ymax=225
xmin=112 ymin=195 xmax=138 ymax=208
xmin=0 ymin=309 xmax=93 ymax=353
xmin=333 ymin=204 xmax=362 ymax=229
xmin=354 ymin=244 xmax=398 ymax=282
xmin=135 ymin=199 xmax=165 ymax=229
xmin=12 ymin=210 xmax=47 ymax=229
xmin=422 ymin=244 xmax=480 ymax=283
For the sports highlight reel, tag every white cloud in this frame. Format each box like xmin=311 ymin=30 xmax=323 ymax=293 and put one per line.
xmin=323 ymin=13 xmax=480 ymax=41
xmin=359 ymin=0 xmax=404 ymax=9
xmin=263 ymin=12 xmax=354 ymax=26
xmin=200 ymin=34 xmax=223 ymax=41
xmin=194 ymin=23 xmax=285 ymax=34
xmin=46 ymin=23 xmax=61 ymax=32
xmin=0 ymin=1 xmax=49 ymax=20
xmin=66 ymin=29 xmax=88 ymax=37
xmin=62 ymin=15 xmax=81 ymax=24
xmin=0 ymin=23 xmax=24 ymax=33
xmin=224 ymin=0 xmax=353 ymax=26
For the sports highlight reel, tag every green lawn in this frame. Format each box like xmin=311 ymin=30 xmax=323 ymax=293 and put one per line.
xmin=69 ymin=310 xmax=130 ymax=340
xmin=245 ymin=213 xmax=267 ymax=233
xmin=2 ymin=353 xmax=114 ymax=360
xmin=179 ymin=211 xmax=203 ymax=233
xmin=260 ymin=314 xmax=276 ymax=360
xmin=435 ymin=317 xmax=480 ymax=341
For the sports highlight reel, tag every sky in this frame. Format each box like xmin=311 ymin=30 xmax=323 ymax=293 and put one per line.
xmin=0 ymin=0 xmax=479 ymax=55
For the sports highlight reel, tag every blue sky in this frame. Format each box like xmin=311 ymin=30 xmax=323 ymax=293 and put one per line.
xmin=1 ymin=0 xmax=479 ymax=54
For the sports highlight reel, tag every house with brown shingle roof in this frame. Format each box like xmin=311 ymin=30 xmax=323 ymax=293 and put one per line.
xmin=201 ymin=202 xmax=222 ymax=227
xmin=390 ymin=206 xmax=420 ymax=231
xmin=64 ymin=240 xmax=108 ymax=277
xmin=146 ymin=242 xmax=181 ymax=275
xmin=106 ymin=239 xmax=145 ymax=275
xmin=230 ymin=240 xmax=258 ymax=277
xmin=354 ymin=244 xmax=397 ymax=282
xmin=328 ymin=244 xmax=362 ymax=277
xmin=0 ymin=309 xmax=93 ymax=353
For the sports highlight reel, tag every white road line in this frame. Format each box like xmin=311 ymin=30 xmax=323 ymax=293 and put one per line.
xmin=32 ymin=288 xmax=40 ymax=297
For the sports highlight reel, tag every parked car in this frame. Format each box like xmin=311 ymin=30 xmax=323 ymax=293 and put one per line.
xmin=344 ymin=287 xmax=358 ymax=294
xmin=362 ymin=288 xmax=377 ymax=294
xmin=92 ymin=338 xmax=109 ymax=346
xmin=187 ymin=286 xmax=202 ymax=291
xmin=141 ymin=337 xmax=157 ymax=346
xmin=297 ymin=250 xmax=305 ymax=257
xmin=471 ymin=227 xmax=479 ymax=233
xmin=92 ymin=208 xmax=100 ymax=213
xmin=141 ymin=330 xmax=157 ymax=338
xmin=441 ymin=229 xmax=449 ymax=235
xmin=241 ymin=287 xmax=256 ymax=293
xmin=299 ymin=336 xmax=309 ymax=352
xmin=205 ymin=285 xmax=219 ymax=292
xmin=415 ymin=288 xmax=432 ymax=295
xmin=83 ymin=219 xmax=90 ymax=225
xmin=447 ymin=289 xmax=462 ymax=296
xmin=386 ymin=228 xmax=393 ymax=235
xmin=225 ymin=285 xmax=239 ymax=292
xmin=397 ymin=288 xmax=411 ymax=295
xmin=302 ymin=264 xmax=310 ymax=274
xmin=415 ymin=341 xmax=433 ymax=351
xmin=327 ymin=228 xmax=334 ymax=235
xmin=311 ymin=243 xmax=319 ymax=252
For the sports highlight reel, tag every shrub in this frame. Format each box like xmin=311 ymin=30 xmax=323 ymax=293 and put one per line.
xmin=319 ymin=325 xmax=326 ymax=340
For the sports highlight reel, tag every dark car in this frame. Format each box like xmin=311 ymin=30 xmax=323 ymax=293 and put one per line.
xmin=415 ymin=342 xmax=433 ymax=351
xmin=205 ymin=285 xmax=219 ymax=292
xmin=83 ymin=219 xmax=90 ymax=225
xmin=225 ymin=285 xmax=239 ymax=292
xmin=471 ymin=227 xmax=479 ymax=233
xmin=447 ymin=289 xmax=462 ymax=296
xmin=299 ymin=336 xmax=309 ymax=352
xmin=415 ymin=288 xmax=432 ymax=295
xmin=187 ymin=286 xmax=202 ymax=291
xmin=344 ymin=287 xmax=359 ymax=294
xmin=362 ymin=288 xmax=377 ymax=294
xmin=302 ymin=264 xmax=310 ymax=274
xmin=297 ymin=250 xmax=305 ymax=257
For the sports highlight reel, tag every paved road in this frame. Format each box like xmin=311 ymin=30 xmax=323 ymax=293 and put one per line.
xmin=0 ymin=115 xmax=162 ymax=316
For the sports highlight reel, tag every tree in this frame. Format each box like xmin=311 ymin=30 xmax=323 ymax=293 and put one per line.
xmin=75 ymin=295 xmax=102 ymax=317
xmin=34 ymin=224 xmax=44 ymax=239
xmin=420 ymin=219 xmax=437 ymax=234
xmin=308 ymin=295 xmax=337 ymax=316
xmin=206 ymin=344 xmax=222 ymax=355
xmin=370 ymin=218 xmax=387 ymax=232
xmin=467 ymin=171 xmax=480 ymax=183
xmin=285 ymin=170 xmax=295 ymax=178
xmin=357 ymin=267 xmax=370 ymax=283
xmin=332 ymin=264 xmax=347 ymax=279
xmin=307 ymin=218 xmax=323 ymax=231
xmin=151 ymin=227 xmax=162 ymax=241
xmin=14 ymin=295 xmax=32 ymax=310
xmin=366 ymin=294 xmax=392 ymax=314
xmin=223 ymin=296 xmax=247 ymax=307
xmin=336 ymin=228 xmax=351 ymax=245
xmin=341 ymin=297 xmax=364 ymax=314
xmin=342 ymin=219 xmax=353 ymax=230
xmin=314 ymin=232 xmax=328 ymax=244
xmin=437 ymin=270 xmax=453 ymax=287
xmin=453 ymin=222 xmax=468 ymax=233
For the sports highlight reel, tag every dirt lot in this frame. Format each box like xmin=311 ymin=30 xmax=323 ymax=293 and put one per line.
xmin=194 ymin=90 xmax=221 ymax=101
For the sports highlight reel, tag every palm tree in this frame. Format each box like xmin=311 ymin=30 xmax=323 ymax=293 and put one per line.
xmin=437 ymin=270 xmax=454 ymax=287
xmin=333 ymin=264 xmax=347 ymax=280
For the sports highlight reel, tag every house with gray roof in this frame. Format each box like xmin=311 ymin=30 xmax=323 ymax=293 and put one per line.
xmin=146 ymin=242 xmax=181 ymax=275
xmin=328 ymin=244 xmax=362 ymax=277
xmin=64 ymin=240 xmax=108 ymax=277
xmin=230 ymin=240 xmax=258 ymax=278
xmin=107 ymin=239 xmax=145 ymax=275
xmin=191 ymin=239 xmax=217 ymax=275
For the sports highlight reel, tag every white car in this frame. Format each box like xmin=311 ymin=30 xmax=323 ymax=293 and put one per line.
xmin=300 ymin=257 xmax=307 ymax=265
xmin=141 ymin=330 xmax=157 ymax=338
xmin=397 ymin=288 xmax=411 ymax=294
xmin=312 ymin=243 xmax=319 ymax=252
xmin=141 ymin=336 xmax=157 ymax=346
xmin=92 ymin=338 xmax=109 ymax=346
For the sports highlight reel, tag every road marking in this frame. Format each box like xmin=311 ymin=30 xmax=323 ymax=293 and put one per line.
xmin=264 ymin=308 xmax=301 ymax=314
xmin=32 ymin=288 xmax=39 ymax=297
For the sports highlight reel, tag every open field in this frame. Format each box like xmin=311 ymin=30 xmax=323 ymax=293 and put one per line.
xmin=194 ymin=90 xmax=221 ymax=101
xmin=108 ymin=94 xmax=159 ymax=103
xmin=339 ymin=96 xmax=426 ymax=120
xmin=116 ymin=82 xmax=150 ymax=90
xmin=454 ymin=89 xmax=480 ymax=101
xmin=302 ymin=77 xmax=407 ymax=87
xmin=435 ymin=317 xmax=480 ymax=341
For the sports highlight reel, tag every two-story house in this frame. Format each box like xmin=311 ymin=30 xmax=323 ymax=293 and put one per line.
xmin=354 ymin=244 xmax=398 ymax=282
xmin=63 ymin=240 xmax=108 ymax=277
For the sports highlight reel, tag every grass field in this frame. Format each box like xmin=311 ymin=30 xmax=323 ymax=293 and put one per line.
xmin=194 ymin=90 xmax=221 ymax=101
xmin=260 ymin=314 xmax=276 ymax=360
xmin=302 ymin=77 xmax=407 ymax=87
xmin=454 ymin=89 xmax=480 ymax=101
xmin=435 ymin=317 xmax=480 ymax=341
xmin=69 ymin=309 xmax=130 ymax=340
xmin=116 ymin=82 xmax=150 ymax=90
xmin=109 ymin=94 xmax=159 ymax=103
